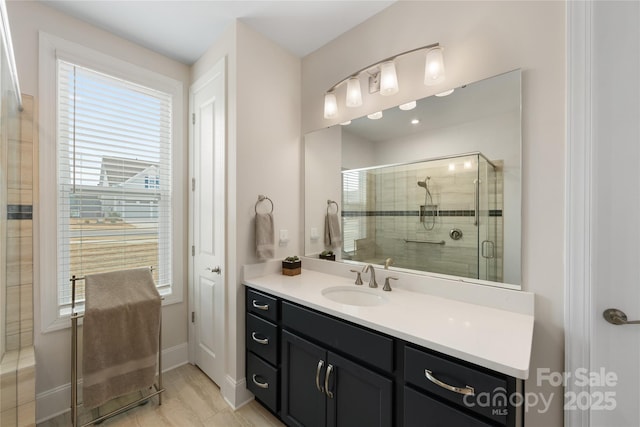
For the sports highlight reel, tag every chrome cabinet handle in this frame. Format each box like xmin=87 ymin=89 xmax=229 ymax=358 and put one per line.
xmin=325 ymin=364 xmax=334 ymax=399
xmin=251 ymin=332 xmax=269 ymax=345
xmin=425 ymin=370 xmax=475 ymax=396
xmin=252 ymin=374 xmax=269 ymax=389
xmin=603 ymin=308 xmax=640 ymax=325
xmin=315 ymin=360 xmax=325 ymax=393
xmin=252 ymin=300 xmax=269 ymax=311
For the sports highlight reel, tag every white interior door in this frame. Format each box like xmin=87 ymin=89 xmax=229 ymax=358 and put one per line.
xmin=189 ymin=58 xmax=225 ymax=387
xmin=568 ymin=2 xmax=640 ymax=426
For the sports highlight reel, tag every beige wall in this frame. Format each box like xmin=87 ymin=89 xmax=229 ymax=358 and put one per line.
xmin=192 ymin=21 xmax=301 ymax=405
xmin=301 ymin=2 xmax=565 ymax=426
xmin=6 ymin=2 xmax=191 ymax=421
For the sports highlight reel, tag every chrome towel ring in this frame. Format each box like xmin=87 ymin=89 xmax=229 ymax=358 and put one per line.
xmin=327 ymin=199 xmax=339 ymax=214
xmin=255 ymin=195 xmax=274 ymax=214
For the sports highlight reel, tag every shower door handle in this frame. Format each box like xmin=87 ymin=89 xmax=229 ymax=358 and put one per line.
xmin=474 ymin=179 xmax=480 ymax=226
xmin=481 ymin=240 xmax=495 ymax=259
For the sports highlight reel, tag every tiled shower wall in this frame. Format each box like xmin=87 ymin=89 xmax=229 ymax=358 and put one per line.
xmin=352 ymin=157 xmax=503 ymax=282
xmin=1 ymin=94 xmax=36 ymax=427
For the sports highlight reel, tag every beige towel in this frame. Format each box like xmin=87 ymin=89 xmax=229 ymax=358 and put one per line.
xmin=324 ymin=213 xmax=342 ymax=249
xmin=256 ymin=212 xmax=274 ymax=260
xmin=82 ymin=268 xmax=161 ymax=409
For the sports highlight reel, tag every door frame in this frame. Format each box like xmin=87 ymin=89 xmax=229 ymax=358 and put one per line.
xmin=565 ymin=2 xmax=593 ymax=426
xmin=188 ymin=58 xmax=227 ymax=365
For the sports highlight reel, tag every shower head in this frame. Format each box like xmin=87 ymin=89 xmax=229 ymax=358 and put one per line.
xmin=417 ymin=176 xmax=430 ymax=188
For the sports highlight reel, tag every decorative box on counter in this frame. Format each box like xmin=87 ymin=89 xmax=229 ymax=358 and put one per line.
xmin=282 ymin=256 xmax=301 ymax=276
xmin=319 ymin=250 xmax=336 ymax=261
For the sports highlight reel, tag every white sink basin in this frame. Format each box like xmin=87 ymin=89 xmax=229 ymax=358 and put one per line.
xmin=321 ymin=286 xmax=388 ymax=307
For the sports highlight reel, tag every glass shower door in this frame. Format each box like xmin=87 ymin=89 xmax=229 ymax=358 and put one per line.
xmin=477 ymin=155 xmax=498 ymax=281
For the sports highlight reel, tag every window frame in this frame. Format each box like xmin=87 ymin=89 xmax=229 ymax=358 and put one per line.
xmin=39 ymin=32 xmax=184 ymax=333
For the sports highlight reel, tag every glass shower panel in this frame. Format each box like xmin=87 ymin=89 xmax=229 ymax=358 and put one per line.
xmin=477 ymin=155 xmax=498 ymax=281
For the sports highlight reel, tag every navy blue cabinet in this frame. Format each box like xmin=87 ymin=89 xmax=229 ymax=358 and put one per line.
xmin=245 ymin=287 xmax=521 ymax=427
xmin=281 ymin=330 xmax=393 ymax=427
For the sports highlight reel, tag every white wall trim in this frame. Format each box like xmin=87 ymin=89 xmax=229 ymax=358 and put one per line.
xmin=36 ymin=342 xmax=189 ymax=424
xmin=221 ymin=374 xmax=254 ymax=410
xmin=565 ymin=1 xmax=592 ymax=426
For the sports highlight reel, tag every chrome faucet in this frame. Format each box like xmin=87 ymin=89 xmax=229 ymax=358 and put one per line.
xmin=363 ymin=264 xmax=378 ymax=288
xmin=384 ymin=257 xmax=394 ymax=269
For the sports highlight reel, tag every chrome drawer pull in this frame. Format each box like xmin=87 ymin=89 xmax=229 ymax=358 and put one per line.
xmin=251 ymin=332 xmax=269 ymax=345
xmin=252 ymin=374 xmax=269 ymax=389
xmin=425 ymin=370 xmax=475 ymax=396
xmin=325 ymin=364 xmax=334 ymax=399
xmin=315 ymin=360 xmax=325 ymax=393
xmin=252 ymin=300 xmax=269 ymax=311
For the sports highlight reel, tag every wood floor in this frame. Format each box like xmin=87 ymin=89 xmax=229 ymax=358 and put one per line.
xmin=38 ymin=364 xmax=285 ymax=427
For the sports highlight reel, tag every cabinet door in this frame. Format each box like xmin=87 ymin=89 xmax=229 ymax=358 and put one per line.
xmin=326 ymin=352 xmax=393 ymax=427
xmin=281 ymin=330 xmax=327 ymax=427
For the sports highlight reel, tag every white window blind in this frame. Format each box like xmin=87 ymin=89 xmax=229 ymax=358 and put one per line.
xmin=342 ymin=170 xmax=367 ymax=253
xmin=56 ymin=60 xmax=172 ymax=314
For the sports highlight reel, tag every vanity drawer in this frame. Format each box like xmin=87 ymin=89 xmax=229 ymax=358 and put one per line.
xmin=404 ymin=345 xmax=508 ymax=425
xmin=247 ymin=351 xmax=278 ymax=413
xmin=247 ymin=313 xmax=278 ymax=365
xmin=404 ymin=386 xmax=493 ymax=427
xmin=282 ymin=301 xmax=393 ymax=372
xmin=247 ymin=288 xmax=279 ymax=323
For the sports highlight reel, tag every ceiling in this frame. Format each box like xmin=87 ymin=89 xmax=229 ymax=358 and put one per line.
xmin=40 ymin=0 xmax=395 ymax=64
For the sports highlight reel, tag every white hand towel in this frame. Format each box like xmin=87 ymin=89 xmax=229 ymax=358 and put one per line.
xmin=256 ymin=212 xmax=274 ymax=260
xmin=324 ymin=213 xmax=342 ymax=249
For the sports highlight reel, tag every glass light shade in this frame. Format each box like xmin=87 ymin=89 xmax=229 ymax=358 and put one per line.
xmin=367 ymin=111 xmax=383 ymax=120
xmin=345 ymin=77 xmax=363 ymax=107
xmin=435 ymin=88 xmax=455 ymax=97
xmin=324 ymin=92 xmax=338 ymax=119
xmin=399 ymin=101 xmax=417 ymax=111
xmin=379 ymin=61 xmax=399 ymax=96
xmin=424 ymin=47 xmax=445 ymax=86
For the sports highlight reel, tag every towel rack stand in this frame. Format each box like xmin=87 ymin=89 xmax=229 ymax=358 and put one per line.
xmin=70 ymin=266 xmax=164 ymax=427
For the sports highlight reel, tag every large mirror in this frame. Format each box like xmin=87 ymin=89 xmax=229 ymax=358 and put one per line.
xmin=304 ymin=70 xmax=521 ymax=288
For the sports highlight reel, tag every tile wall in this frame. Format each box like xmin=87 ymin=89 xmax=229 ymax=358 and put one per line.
xmin=349 ymin=155 xmax=503 ymax=282
xmin=1 ymin=94 xmax=36 ymax=427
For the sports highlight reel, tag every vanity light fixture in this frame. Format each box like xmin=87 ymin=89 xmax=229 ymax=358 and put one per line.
xmin=324 ymin=92 xmax=338 ymax=119
xmin=368 ymin=111 xmax=383 ymax=120
xmin=399 ymin=100 xmax=417 ymax=111
xmin=323 ymin=43 xmax=445 ymax=119
xmin=435 ymin=88 xmax=455 ymax=97
xmin=345 ymin=77 xmax=363 ymax=107
xmin=424 ymin=46 xmax=446 ymax=86
xmin=379 ymin=61 xmax=399 ymax=96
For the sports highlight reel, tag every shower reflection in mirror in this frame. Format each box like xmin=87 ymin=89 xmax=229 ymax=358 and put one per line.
xmin=341 ymin=152 xmax=501 ymax=282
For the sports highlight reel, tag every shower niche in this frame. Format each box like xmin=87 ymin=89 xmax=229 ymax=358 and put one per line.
xmin=342 ymin=152 xmax=502 ymax=282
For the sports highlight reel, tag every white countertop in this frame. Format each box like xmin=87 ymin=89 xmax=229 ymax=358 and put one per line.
xmin=243 ymin=266 xmax=534 ymax=380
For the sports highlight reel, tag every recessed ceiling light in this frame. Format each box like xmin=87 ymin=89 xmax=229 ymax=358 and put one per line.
xmin=411 ymin=119 xmax=420 ymax=125
xmin=399 ymin=101 xmax=417 ymax=111
xmin=367 ymin=111 xmax=383 ymax=120
xmin=435 ymin=89 xmax=455 ymax=97
xmin=340 ymin=121 xmax=352 ymax=126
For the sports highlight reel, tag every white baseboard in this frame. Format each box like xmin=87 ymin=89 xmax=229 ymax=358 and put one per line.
xmin=36 ymin=342 xmax=189 ymax=424
xmin=221 ymin=374 xmax=254 ymax=410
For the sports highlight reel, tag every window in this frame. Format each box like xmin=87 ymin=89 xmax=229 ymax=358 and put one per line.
xmin=342 ymin=169 xmax=368 ymax=253
xmin=39 ymin=33 xmax=184 ymax=330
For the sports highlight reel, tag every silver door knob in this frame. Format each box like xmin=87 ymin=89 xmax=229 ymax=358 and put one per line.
xmin=603 ymin=308 xmax=640 ymax=325
xmin=206 ymin=266 xmax=221 ymax=275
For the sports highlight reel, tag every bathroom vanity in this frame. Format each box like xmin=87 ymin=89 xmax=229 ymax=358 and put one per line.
xmin=243 ymin=260 xmax=533 ymax=427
